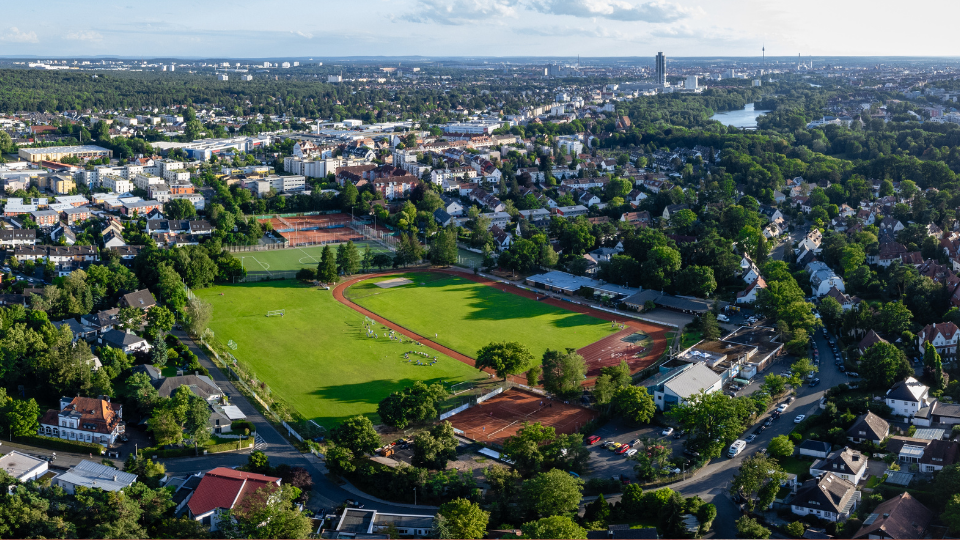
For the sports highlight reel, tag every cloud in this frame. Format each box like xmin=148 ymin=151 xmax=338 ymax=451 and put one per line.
xmin=65 ymin=30 xmax=103 ymax=42
xmin=0 ymin=27 xmax=39 ymax=43
xmin=294 ymin=30 xmax=313 ymax=39
xmin=401 ymin=0 xmax=520 ymax=25
xmin=527 ymin=0 xmax=699 ymax=22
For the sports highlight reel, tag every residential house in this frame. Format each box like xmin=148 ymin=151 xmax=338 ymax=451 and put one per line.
xmin=847 ymin=412 xmax=890 ymax=445
xmin=518 ymin=209 xmax=551 ymax=226
xmin=119 ymin=289 xmax=156 ymax=311
xmin=825 ymin=286 xmax=859 ymax=310
xmin=39 ymin=396 xmax=124 ymax=446
xmin=81 ymin=308 xmax=119 ymax=336
xmin=555 ymin=205 xmax=588 ymax=218
xmin=31 ymin=209 xmax=59 ymax=227
xmin=809 ymin=447 xmax=869 ymax=485
xmin=759 ymin=205 xmax=784 ymax=224
xmin=152 ymin=374 xmax=224 ymax=402
xmin=433 ymin=209 xmax=453 ymax=227
xmin=53 ymin=460 xmax=137 ymax=494
xmin=186 ymin=468 xmax=282 ymax=531
xmin=885 ymin=436 xmax=960 ymax=472
xmin=490 ymin=225 xmax=513 ymax=251
xmin=439 ymin=195 xmax=463 ymax=217
xmin=98 ymin=329 xmax=151 ymax=354
xmin=807 ymin=261 xmax=845 ymax=297
xmin=0 ymin=229 xmax=37 ymax=247
xmin=662 ymin=204 xmax=689 ymax=221
xmin=884 ymin=377 xmax=931 ymax=419
xmin=858 ymin=330 xmax=888 ymax=355
xmin=852 ymin=492 xmax=934 ymax=540
xmin=879 ymin=217 xmax=905 ymax=234
xmin=797 ymin=440 xmax=832 ymax=459
xmin=917 ymin=322 xmax=960 ymax=356
xmin=798 ymin=229 xmax=823 ymax=253
xmin=335 ymin=508 xmax=436 ymax=538
xmin=790 ymin=473 xmax=860 ymax=522
xmin=736 ymin=277 xmax=767 ymax=304
xmin=621 ymin=211 xmax=650 ymax=226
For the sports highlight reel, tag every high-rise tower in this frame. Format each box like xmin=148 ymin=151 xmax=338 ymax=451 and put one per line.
xmin=655 ymin=51 xmax=666 ymax=85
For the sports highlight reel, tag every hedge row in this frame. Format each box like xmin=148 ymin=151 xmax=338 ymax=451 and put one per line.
xmin=207 ymin=439 xmax=254 ymax=453
xmin=18 ymin=435 xmax=105 ymax=455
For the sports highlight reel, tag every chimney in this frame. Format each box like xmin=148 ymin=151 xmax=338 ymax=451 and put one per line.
xmin=113 ymin=475 xmax=117 ymax=482
xmin=883 ymin=513 xmax=889 ymax=519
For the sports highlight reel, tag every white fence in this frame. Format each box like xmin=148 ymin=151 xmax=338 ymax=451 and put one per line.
xmin=282 ymin=421 xmax=305 ymax=442
xmin=476 ymin=386 xmax=505 ymax=403
xmin=439 ymin=402 xmax=472 ymax=420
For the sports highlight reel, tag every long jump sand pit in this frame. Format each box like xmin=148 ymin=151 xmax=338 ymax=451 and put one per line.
xmin=375 ymin=278 xmax=413 ymax=289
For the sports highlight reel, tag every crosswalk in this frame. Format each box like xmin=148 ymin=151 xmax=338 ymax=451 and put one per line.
xmin=254 ymin=433 xmax=267 ymax=450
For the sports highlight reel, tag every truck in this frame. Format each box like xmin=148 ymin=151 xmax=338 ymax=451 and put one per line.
xmin=728 ymin=439 xmax=746 ymax=458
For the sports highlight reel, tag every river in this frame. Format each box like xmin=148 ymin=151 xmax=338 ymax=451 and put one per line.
xmin=710 ymin=103 xmax=770 ymax=129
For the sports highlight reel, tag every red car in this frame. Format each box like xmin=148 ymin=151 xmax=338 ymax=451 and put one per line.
xmin=617 ymin=444 xmax=632 ymax=454
xmin=586 ymin=435 xmax=602 ymax=445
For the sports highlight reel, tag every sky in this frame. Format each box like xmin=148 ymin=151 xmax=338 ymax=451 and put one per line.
xmin=2 ymin=0 xmax=960 ymax=59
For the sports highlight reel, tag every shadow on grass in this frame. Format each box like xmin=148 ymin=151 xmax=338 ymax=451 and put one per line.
xmin=308 ymin=376 xmax=462 ymax=427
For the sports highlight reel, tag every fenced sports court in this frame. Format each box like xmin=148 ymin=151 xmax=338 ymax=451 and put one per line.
xmin=256 ymin=213 xmax=397 ymax=249
xmin=448 ymin=387 xmax=597 ymax=447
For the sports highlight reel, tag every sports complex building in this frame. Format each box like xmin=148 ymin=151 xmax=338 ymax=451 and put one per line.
xmin=18 ymin=145 xmax=113 ymax=163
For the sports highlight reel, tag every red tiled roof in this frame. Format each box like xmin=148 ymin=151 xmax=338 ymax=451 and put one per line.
xmin=187 ymin=468 xmax=281 ymax=517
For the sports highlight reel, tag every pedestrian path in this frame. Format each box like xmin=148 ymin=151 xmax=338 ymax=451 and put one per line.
xmin=254 ymin=433 xmax=268 ymax=450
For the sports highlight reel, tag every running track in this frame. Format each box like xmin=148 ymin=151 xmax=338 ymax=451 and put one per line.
xmin=331 ymin=268 xmax=669 ymax=383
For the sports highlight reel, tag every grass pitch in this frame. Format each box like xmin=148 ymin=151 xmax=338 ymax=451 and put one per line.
xmin=346 ymin=272 xmax=616 ymax=361
xmin=239 ymin=242 xmax=391 ymax=274
xmin=195 ymin=280 xmax=484 ymax=427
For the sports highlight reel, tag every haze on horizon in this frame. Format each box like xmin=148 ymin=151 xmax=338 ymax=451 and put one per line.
xmin=2 ymin=0 xmax=959 ymax=60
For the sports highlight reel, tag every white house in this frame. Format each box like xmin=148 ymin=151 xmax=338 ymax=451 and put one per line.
xmin=918 ymin=322 xmax=960 ymax=356
xmin=39 ymin=396 xmax=124 ymax=446
xmin=798 ymin=229 xmax=823 ymax=253
xmin=736 ymin=277 xmax=766 ymax=304
xmin=790 ymin=473 xmax=860 ymax=522
xmin=885 ymin=377 xmax=931 ymax=419
xmin=98 ymin=329 xmax=151 ymax=354
xmin=809 ymin=447 xmax=868 ymax=485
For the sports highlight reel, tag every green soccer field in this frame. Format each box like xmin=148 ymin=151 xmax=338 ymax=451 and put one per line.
xmin=346 ymin=272 xmax=616 ymax=361
xmin=195 ymin=281 xmax=485 ymax=427
xmin=238 ymin=242 xmax=391 ymax=274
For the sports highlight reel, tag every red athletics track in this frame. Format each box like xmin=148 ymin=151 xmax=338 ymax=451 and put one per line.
xmin=331 ymin=268 xmax=669 ymax=383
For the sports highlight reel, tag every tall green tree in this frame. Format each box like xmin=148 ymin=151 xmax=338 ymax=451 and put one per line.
xmin=521 ymin=469 xmax=584 ymax=518
xmin=317 ymin=245 xmax=339 ymax=284
xmin=331 ymin=415 xmax=380 ymax=455
xmin=540 ymin=348 xmax=586 ymax=398
xmin=611 ymin=386 xmax=656 ymax=424
xmin=430 ymin=226 xmax=459 ymax=266
xmin=475 ymin=341 xmax=533 ymax=380
xmin=520 ymin=516 xmax=588 ymax=539
xmin=436 ymin=498 xmax=489 ymax=540
xmin=860 ymin=342 xmax=913 ymax=390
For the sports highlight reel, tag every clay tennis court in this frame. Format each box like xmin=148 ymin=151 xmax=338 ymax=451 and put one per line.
xmin=449 ymin=387 xmax=597 ymax=447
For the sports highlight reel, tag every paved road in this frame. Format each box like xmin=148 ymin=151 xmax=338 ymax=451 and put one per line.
xmin=660 ymin=326 xmax=851 ymax=536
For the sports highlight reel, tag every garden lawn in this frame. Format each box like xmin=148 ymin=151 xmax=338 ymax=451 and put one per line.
xmin=195 ymin=281 xmax=484 ymax=428
xmin=346 ymin=272 xmax=616 ymax=361
xmin=238 ymin=242 xmax=390 ymax=274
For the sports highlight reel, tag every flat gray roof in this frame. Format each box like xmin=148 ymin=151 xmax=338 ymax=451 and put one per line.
xmin=19 ymin=145 xmax=111 ymax=155
xmin=526 ymin=270 xmax=638 ymax=297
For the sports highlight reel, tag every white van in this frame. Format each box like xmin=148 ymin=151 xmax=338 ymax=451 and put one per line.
xmin=728 ymin=439 xmax=746 ymax=458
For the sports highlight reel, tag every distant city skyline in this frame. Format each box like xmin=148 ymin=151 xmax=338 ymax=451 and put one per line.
xmin=2 ymin=0 xmax=960 ymax=58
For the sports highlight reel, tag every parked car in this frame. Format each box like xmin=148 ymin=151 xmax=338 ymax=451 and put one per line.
xmin=626 ymin=449 xmax=638 ymax=457
xmin=794 ymin=415 xmax=806 ymax=423
xmin=661 ymin=427 xmax=674 ymax=437
xmin=617 ymin=444 xmax=632 ymax=455
xmin=717 ymin=314 xmax=729 ymax=322
xmin=745 ymin=434 xmax=757 ymax=443
xmin=608 ymin=442 xmax=623 ymax=452
xmin=586 ymin=435 xmax=601 ymax=445
xmin=683 ymin=448 xmax=700 ymax=458
xmin=787 ymin=396 xmax=795 ymax=403
xmin=764 ymin=418 xmax=773 ymax=427
xmin=809 ymin=378 xmax=821 ymax=387
xmin=106 ymin=450 xmax=121 ymax=459
xmin=673 ymin=430 xmax=684 ymax=439
xmin=631 ymin=438 xmax=642 ymax=446
xmin=848 ymin=372 xmax=860 ymax=378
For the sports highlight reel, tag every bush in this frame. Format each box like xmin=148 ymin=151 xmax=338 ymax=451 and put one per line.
xmin=231 ymin=420 xmax=256 ymax=434
xmin=207 ymin=439 xmax=254 ymax=453
xmin=584 ymin=477 xmax=622 ymax=496
xmin=18 ymin=435 xmax=105 ymax=454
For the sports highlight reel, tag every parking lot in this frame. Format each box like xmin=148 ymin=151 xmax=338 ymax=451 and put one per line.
xmin=583 ymin=417 xmax=690 ymax=481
